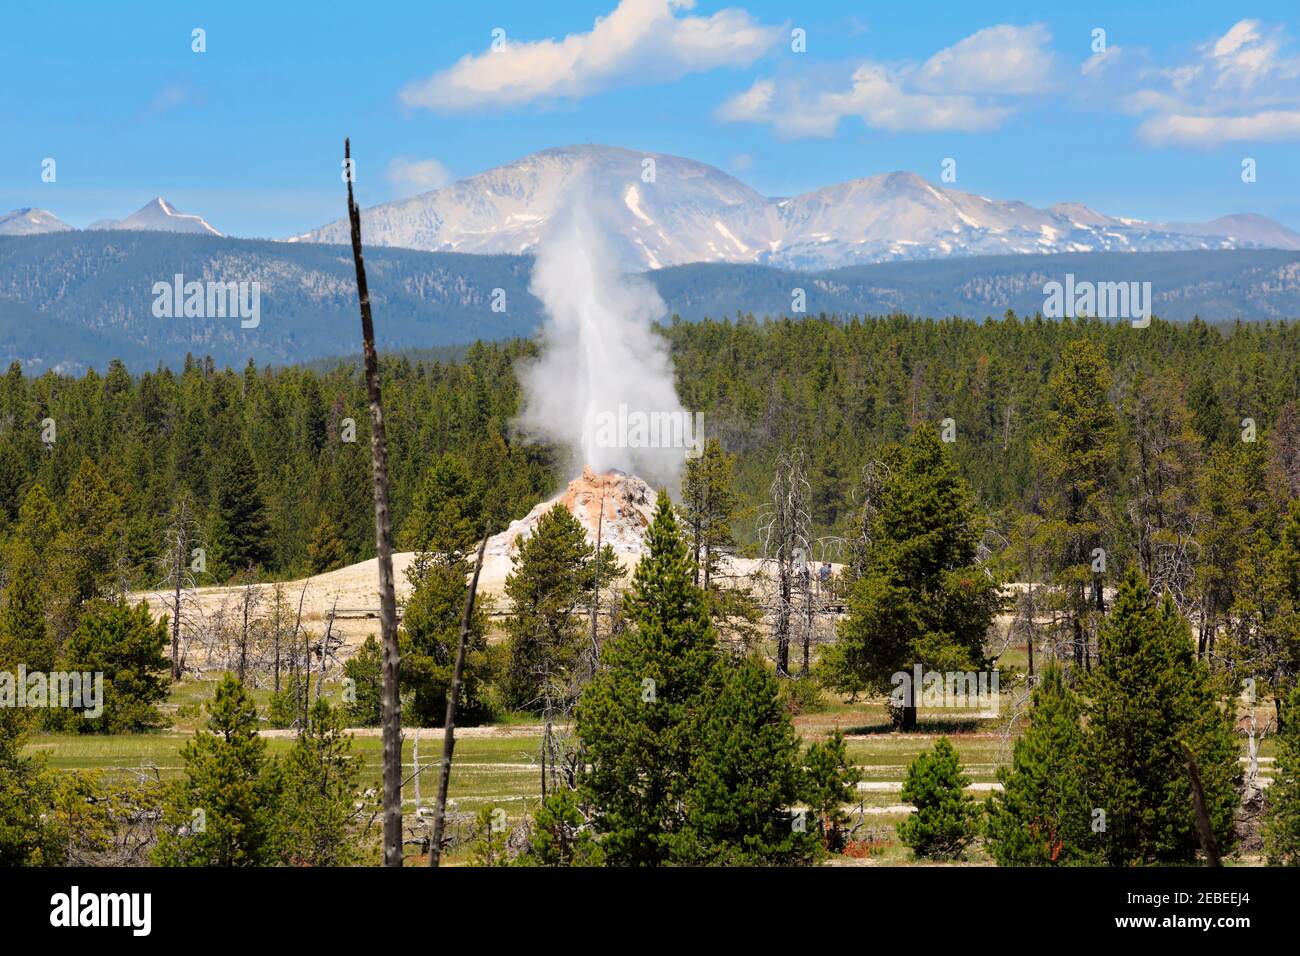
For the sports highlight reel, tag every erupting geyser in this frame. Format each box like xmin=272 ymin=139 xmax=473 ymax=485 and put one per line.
xmin=514 ymin=197 xmax=692 ymax=490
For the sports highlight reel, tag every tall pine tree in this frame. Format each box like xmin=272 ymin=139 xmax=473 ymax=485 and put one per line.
xmin=1265 ymin=683 xmax=1300 ymax=864
xmin=576 ymin=492 xmax=719 ymax=865
xmin=824 ymin=424 xmax=1002 ymax=729
xmin=503 ymin=504 xmax=594 ymax=714
xmin=154 ymin=674 xmax=283 ymax=866
xmin=1034 ymin=339 xmax=1119 ymax=670
xmin=986 ymin=664 xmax=1098 ymax=865
xmin=678 ymin=655 xmax=814 ymax=865
xmin=1085 ymin=568 xmax=1240 ymax=865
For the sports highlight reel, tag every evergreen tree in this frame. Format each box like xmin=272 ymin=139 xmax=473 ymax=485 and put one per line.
xmin=897 ymin=736 xmax=978 ymax=860
xmin=1034 ymin=339 xmax=1119 ymax=669
xmin=825 ymin=424 xmax=1003 ymax=728
xmin=1226 ymin=499 xmax=1300 ymax=730
xmin=1265 ymin=683 xmax=1300 ymax=864
xmin=0 ymin=709 xmax=57 ymax=866
xmin=211 ymin=445 xmax=272 ymax=577
xmin=343 ymin=634 xmax=383 ymax=727
xmin=154 ymin=675 xmax=283 ymax=866
xmin=523 ymin=788 xmax=603 ymax=867
xmin=399 ymin=453 xmax=483 ymax=560
xmin=801 ymin=730 xmax=862 ymax=851
xmin=986 ymin=665 xmax=1098 ymax=865
xmin=0 ymin=542 xmax=53 ymax=672
xmin=1196 ymin=443 xmax=1270 ymax=659
xmin=10 ymin=484 xmax=60 ymax=574
xmin=503 ymin=504 xmax=594 ymax=713
xmin=400 ymin=556 xmax=493 ymax=726
xmin=1122 ymin=371 xmax=1201 ymax=590
xmin=1084 ymin=567 xmax=1240 ymax=865
xmin=54 ymin=599 xmax=170 ymax=734
xmin=306 ymin=511 xmax=348 ymax=575
xmin=277 ymin=698 xmax=361 ymax=866
xmin=51 ymin=460 xmax=124 ymax=636
xmin=469 ymin=805 xmax=511 ymax=866
xmin=679 ymin=438 xmax=761 ymax=651
xmin=576 ymin=492 xmax=719 ymax=866
xmin=679 ymin=438 xmax=739 ymax=591
xmin=678 ymin=655 xmax=814 ymax=865
xmin=1188 ymin=372 xmax=1228 ymax=447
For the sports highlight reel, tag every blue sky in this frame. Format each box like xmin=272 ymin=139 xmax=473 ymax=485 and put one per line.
xmin=4 ymin=0 xmax=1299 ymax=237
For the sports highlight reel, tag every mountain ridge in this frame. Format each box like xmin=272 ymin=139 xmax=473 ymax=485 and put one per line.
xmin=290 ymin=144 xmax=1300 ymax=270
xmin=8 ymin=145 xmax=1298 ymax=267
xmin=3 ymin=229 xmax=1299 ymax=374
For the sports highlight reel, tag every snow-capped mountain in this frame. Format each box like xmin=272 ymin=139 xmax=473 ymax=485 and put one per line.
xmin=0 ymin=208 xmax=74 ymax=236
xmin=292 ymin=145 xmax=1300 ymax=271
xmin=89 ymin=197 xmax=222 ymax=237
xmin=291 ymin=145 xmax=776 ymax=269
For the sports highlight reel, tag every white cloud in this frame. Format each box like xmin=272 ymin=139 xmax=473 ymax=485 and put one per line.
xmin=385 ymin=157 xmax=453 ymax=194
xmin=1122 ymin=19 xmax=1300 ymax=145
xmin=716 ymin=78 xmax=775 ymax=121
xmin=917 ymin=24 xmax=1056 ymax=95
xmin=1138 ymin=110 xmax=1300 ymax=146
xmin=142 ymin=82 xmax=203 ymax=117
xmin=401 ymin=0 xmax=782 ymax=111
xmin=717 ymin=24 xmax=1049 ymax=137
xmin=1081 ymin=45 xmax=1123 ymax=78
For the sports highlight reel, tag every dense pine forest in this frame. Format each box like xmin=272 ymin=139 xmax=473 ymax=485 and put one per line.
xmin=2 ymin=312 xmax=1299 ymax=585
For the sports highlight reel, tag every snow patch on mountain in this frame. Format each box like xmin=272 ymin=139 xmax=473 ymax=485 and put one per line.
xmin=89 ymin=198 xmax=222 ymax=237
xmin=0 ymin=208 xmax=74 ymax=236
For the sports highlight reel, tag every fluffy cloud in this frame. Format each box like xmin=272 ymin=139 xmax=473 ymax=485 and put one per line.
xmin=917 ymin=24 xmax=1056 ymax=94
xmin=1123 ymin=20 xmax=1300 ymax=145
xmin=1139 ymin=110 xmax=1300 ymax=145
xmin=385 ymin=157 xmax=453 ymax=194
xmin=401 ymin=0 xmax=782 ymax=111
xmin=1081 ymin=45 xmax=1123 ymax=78
xmin=717 ymin=24 xmax=1051 ymax=137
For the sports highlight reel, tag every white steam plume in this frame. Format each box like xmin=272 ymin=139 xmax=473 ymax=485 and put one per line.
xmin=515 ymin=197 xmax=692 ymax=489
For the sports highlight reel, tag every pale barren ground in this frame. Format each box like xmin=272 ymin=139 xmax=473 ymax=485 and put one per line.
xmin=129 ymin=550 xmax=789 ymax=657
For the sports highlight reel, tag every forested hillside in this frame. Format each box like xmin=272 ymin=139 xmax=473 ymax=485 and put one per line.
xmin=4 ymin=230 xmax=1300 ymax=373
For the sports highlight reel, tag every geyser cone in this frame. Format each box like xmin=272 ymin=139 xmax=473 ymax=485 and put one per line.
xmin=485 ymin=466 xmax=657 ymax=563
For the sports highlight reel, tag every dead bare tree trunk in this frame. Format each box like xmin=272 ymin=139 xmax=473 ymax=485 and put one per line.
xmin=346 ymin=138 xmax=402 ymax=868
xmin=314 ymin=596 xmax=339 ymax=719
xmin=291 ymin=583 xmax=308 ymax=727
xmin=763 ymin=450 xmax=810 ymax=678
xmin=1025 ymin=584 xmax=1035 ymax=681
xmin=161 ymin=496 xmax=201 ymax=681
xmin=170 ymin=506 xmax=189 ymax=680
xmin=1180 ymin=740 xmax=1221 ymax=867
xmin=428 ymin=534 xmax=490 ymax=867
xmin=588 ymin=492 xmax=605 ymax=673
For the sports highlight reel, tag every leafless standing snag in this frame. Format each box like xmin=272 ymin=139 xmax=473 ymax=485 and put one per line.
xmin=587 ymin=491 xmax=606 ymax=675
xmin=759 ymin=449 xmax=811 ymax=676
xmin=159 ymin=496 xmax=204 ymax=680
xmin=235 ymin=568 xmax=262 ymax=683
xmin=429 ymin=533 xmax=490 ymax=867
xmin=1179 ymin=740 xmax=1221 ymax=867
xmin=345 ymin=137 xmax=402 ymax=867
